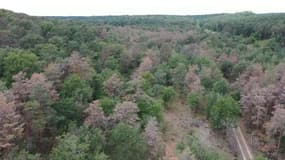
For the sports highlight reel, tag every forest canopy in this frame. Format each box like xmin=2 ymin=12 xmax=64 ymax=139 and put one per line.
xmin=0 ymin=9 xmax=285 ymax=159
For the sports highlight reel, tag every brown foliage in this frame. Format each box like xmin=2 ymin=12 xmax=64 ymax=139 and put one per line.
xmin=111 ymin=101 xmax=139 ymax=126
xmin=240 ymin=85 xmax=278 ymax=129
xmin=67 ymin=52 xmax=94 ymax=81
xmin=184 ymin=65 xmax=203 ymax=93
xmin=265 ymin=105 xmax=285 ymax=153
xmin=132 ymin=55 xmax=154 ymax=81
xmin=103 ymin=73 xmax=124 ymax=97
xmin=266 ymin=105 xmax=285 ymax=137
xmin=143 ymin=117 xmax=165 ymax=160
xmin=84 ymin=100 xmax=140 ymax=129
xmin=0 ymin=94 xmax=23 ymax=152
xmin=44 ymin=62 xmax=68 ymax=89
xmin=84 ymin=100 xmax=106 ymax=129
xmin=44 ymin=52 xmax=93 ymax=88
xmin=11 ymin=72 xmax=58 ymax=106
xmin=235 ymin=63 xmax=264 ymax=94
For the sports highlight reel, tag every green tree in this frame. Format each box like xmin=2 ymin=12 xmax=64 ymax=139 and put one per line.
xmin=19 ymin=33 xmax=44 ymax=48
xmin=53 ymin=98 xmax=83 ymax=128
xmin=99 ymin=97 xmax=117 ymax=115
xmin=91 ymin=73 xmax=104 ymax=99
xmin=255 ymin=154 xmax=268 ymax=160
xmin=209 ymin=96 xmax=240 ymax=129
xmin=33 ymin=43 xmax=63 ymax=62
xmin=141 ymin=71 xmax=155 ymax=91
xmin=170 ymin=63 xmax=187 ymax=90
xmin=4 ymin=50 xmax=39 ymax=85
xmin=107 ymin=123 xmax=147 ymax=160
xmin=137 ymin=97 xmax=164 ymax=122
xmin=50 ymin=133 xmax=89 ymax=160
xmin=161 ymin=86 xmax=176 ymax=106
xmin=212 ymin=79 xmax=230 ymax=95
xmin=3 ymin=150 xmax=41 ymax=160
xmin=60 ymin=74 xmax=93 ymax=104
xmin=187 ymin=92 xmax=204 ymax=113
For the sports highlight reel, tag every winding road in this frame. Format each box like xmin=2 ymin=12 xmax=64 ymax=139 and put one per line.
xmin=232 ymin=127 xmax=254 ymax=160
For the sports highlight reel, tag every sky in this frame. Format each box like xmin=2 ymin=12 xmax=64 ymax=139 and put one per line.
xmin=1 ymin=0 xmax=285 ymax=16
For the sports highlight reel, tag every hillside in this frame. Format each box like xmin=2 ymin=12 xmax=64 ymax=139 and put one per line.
xmin=1 ymin=9 xmax=285 ymax=160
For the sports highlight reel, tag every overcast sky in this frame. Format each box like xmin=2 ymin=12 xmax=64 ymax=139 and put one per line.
xmin=1 ymin=0 xmax=285 ymax=16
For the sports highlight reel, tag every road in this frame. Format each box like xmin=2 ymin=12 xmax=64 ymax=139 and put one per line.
xmin=232 ymin=127 xmax=254 ymax=160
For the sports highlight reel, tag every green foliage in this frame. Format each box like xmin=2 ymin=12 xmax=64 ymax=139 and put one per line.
xmin=170 ymin=63 xmax=187 ymax=90
xmin=187 ymin=92 xmax=204 ymax=112
xmin=168 ymin=53 xmax=187 ymax=68
xmin=91 ymin=73 xmax=104 ymax=99
xmin=0 ymin=80 xmax=7 ymax=91
xmin=53 ymin=98 xmax=83 ymax=128
xmin=178 ymin=135 xmax=228 ymax=160
xmin=50 ymin=133 xmax=90 ymax=160
xmin=19 ymin=33 xmax=44 ymax=48
xmin=2 ymin=9 xmax=285 ymax=159
xmin=99 ymin=97 xmax=117 ymax=115
xmin=161 ymin=86 xmax=176 ymax=106
xmin=4 ymin=50 xmax=39 ymax=84
xmin=209 ymin=96 xmax=240 ymax=129
xmin=50 ymin=127 xmax=107 ymax=160
xmin=141 ymin=71 xmax=155 ymax=92
xmin=33 ymin=43 xmax=64 ymax=62
xmin=212 ymin=79 xmax=229 ymax=95
xmin=76 ymin=126 xmax=106 ymax=156
xmin=137 ymin=97 xmax=164 ymax=122
xmin=255 ymin=154 xmax=269 ymax=160
xmin=220 ymin=61 xmax=234 ymax=80
xmin=154 ymin=63 xmax=170 ymax=85
xmin=107 ymin=123 xmax=147 ymax=160
xmin=3 ymin=150 xmax=41 ymax=160
xmin=61 ymin=74 xmax=93 ymax=104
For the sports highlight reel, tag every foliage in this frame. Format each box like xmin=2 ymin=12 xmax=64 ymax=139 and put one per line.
xmin=99 ymin=97 xmax=117 ymax=115
xmin=187 ymin=92 xmax=204 ymax=112
xmin=143 ymin=117 xmax=165 ymax=160
xmin=50 ymin=127 xmax=107 ymax=160
xmin=60 ymin=74 xmax=93 ymax=104
xmin=3 ymin=150 xmax=41 ymax=160
xmin=209 ymin=96 xmax=240 ymax=129
xmin=0 ymin=94 xmax=23 ymax=152
xmin=212 ymin=79 xmax=230 ymax=95
xmin=103 ymin=73 xmax=124 ymax=97
xmin=107 ymin=123 xmax=147 ymax=160
xmin=161 ymin=86 xmax=176 ymax=106
xmin=4 ymin=51 xmax=39 ymax=85
xmin=137 ymin=97 xmax=164 ymax=122
xmin=1 ymin=9 xmax=285 ymax=159
xmin=178 ymin=135 xmax=228 ymax=160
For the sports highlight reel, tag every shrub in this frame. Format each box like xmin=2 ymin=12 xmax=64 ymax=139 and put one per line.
xmin=161 ymin=86 xmax=176 ymax=106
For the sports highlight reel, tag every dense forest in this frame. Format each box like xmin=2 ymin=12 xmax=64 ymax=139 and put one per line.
xmin=1 ymin=9 xmax=285 ymax=160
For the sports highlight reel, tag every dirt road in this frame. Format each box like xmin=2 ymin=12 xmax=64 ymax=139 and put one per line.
xmin=232 ymin=127 xmax=254 ymax=160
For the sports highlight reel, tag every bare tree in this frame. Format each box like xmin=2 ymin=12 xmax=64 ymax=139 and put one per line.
xmin=0 ymin=94 xmax=23 ymax=152
xmin=266 ymin=105 xmax=285 ymax=153
xmin=143 ymin=117 xmax=165 ymax=160
xmin=184 ymin=65 xmax=203 ymax=93
xmin=84 ymin=100 xmax=106 ymax=129
xmin=67 ymin=52 xmax=94 ymax=81
xmin=111 ymin=101 xmax=139 ymax=126
xmin=103 ymin=73 xmax=124 ymax=97
xmin=241 ymin=86 xmax=277 ymax=129
xmin=11 ymin=72 xmax=58 ymax=106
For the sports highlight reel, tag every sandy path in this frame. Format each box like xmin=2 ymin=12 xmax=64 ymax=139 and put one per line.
xmin=164 ymin=101 xmax=193 ymax=160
